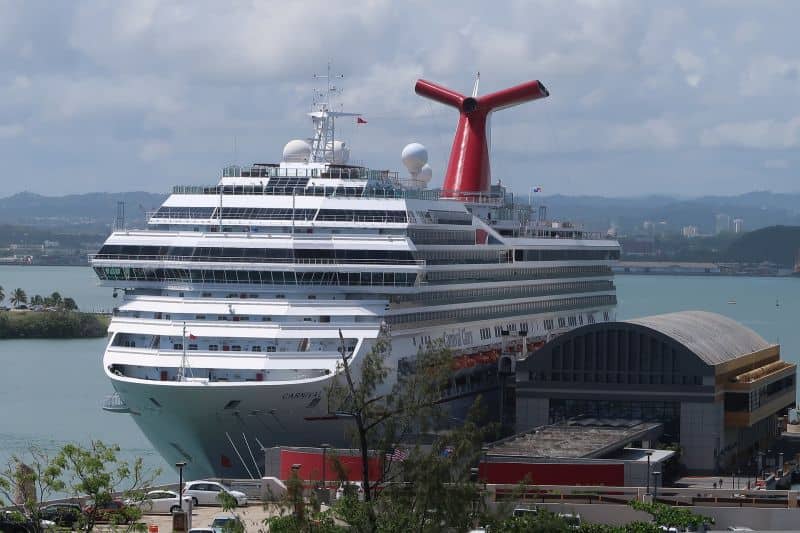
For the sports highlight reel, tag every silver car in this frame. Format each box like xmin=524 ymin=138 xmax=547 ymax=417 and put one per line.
xmin=126 ymin=489 xmax=192 ymax=514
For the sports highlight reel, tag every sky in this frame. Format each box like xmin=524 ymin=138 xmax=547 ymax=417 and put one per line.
xmin=0 ymin=0 xmax=799 ymax=198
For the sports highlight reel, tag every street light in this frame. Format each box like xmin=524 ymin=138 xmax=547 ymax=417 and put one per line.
xmin=652 ymin=471 xmax=661 ymax=501
xmin=321 ymin=443 xmax=331 ymax=490
xmin=644 ymin=451 xmax=653 ymax=496
xmin=175 ymin=462 xmax=187 ymax=511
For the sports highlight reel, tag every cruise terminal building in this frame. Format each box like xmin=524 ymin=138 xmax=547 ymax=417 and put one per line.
xmin=516 ymin=311 xmax=796 ymax=473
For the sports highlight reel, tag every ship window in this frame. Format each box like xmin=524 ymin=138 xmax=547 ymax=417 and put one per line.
xmin=252 ymin=346 xmax=261 ymax=352
xmin=231 ymin=345 xmax=242 ymax=351
xmin=173 ymin=343 xmax=183 ymax=350
xmin=209 ymin=344 xmax=219 ymax=351
xmin=267 ymin=346 xmax=276 ymax=352
xmin=188 ymin=344 xmax=198 ymax=350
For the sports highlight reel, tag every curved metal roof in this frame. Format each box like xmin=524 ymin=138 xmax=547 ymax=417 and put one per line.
xmin=625 ymin=310 xmax=770 ymax=366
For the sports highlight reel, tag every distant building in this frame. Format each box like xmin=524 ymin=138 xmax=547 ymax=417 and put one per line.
xmin=733 ymin=218 xmax=744 ymax=234
xmin=516 ymin=311 xmax=796 ymax=473
xmin=642 ymin=220 xmax=655 ymax=235
xmin=715 ymin=213 xmax=731 ymax=234
xmin=682 ymin=225 xmax=698 ymax=238
xmin=43 ymin=240 xmax=60 ymax=248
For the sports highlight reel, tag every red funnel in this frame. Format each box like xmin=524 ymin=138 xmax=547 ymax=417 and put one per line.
xmin=415 ymin=78 xmax=549 ymax=197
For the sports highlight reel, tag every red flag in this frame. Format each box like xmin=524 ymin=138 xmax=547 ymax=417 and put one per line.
xmin=189 ymin=333 xmax=197 ymax=340
xmin=357 ymin=117 xmax=367 ymax=124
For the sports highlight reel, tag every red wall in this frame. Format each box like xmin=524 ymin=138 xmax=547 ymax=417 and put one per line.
xmin=279 ymin=449 xmax=383 ymax=482
xmin=479 ymin=461 xmax=624 ymax=486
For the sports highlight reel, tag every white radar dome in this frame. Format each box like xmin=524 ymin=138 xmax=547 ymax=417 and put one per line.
xmin=419 ymin=164 xmax=433 ymax=184
xmin=401 ymin=143 xmax=428 ymax=174
xmin=282 ymin=139 xmax=311 ymax=163
xmin=325 ymin=140 xmax=350 ymax=165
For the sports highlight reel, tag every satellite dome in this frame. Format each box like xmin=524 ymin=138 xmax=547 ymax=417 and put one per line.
xmin=282 ymin=139 xmax=311 ymax=163
xmin=419 ymin=164 xmax=433 ymax=185
xmin=324 ymin=140 xmax=350 ymax=165
xmin=401 ymin=143 xmax=428 ymax=174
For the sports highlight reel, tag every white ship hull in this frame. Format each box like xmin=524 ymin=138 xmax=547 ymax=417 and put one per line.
xmin=105 ymin=311 xmax=612 ymax=479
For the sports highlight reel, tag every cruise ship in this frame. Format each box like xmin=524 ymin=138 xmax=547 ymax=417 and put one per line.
xmin=94 ymin=74 xmax=620 ymax=479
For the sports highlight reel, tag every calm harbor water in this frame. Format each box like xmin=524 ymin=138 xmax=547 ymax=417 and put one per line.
xmin=0 ymin=265 xmax=798 ymax=481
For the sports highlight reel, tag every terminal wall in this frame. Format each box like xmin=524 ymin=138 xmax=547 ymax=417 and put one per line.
xmin=680 ymin=401 xmax=724 ymax=472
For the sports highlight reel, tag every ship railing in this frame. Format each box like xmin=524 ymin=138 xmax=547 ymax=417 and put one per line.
xmin=168 ymin=185 xmax=505 ymax=204
xmin=147 ymin=213 xmax=409 ymax=224
xmin=219 ymin=166 xmax=392 ymax=180
xmin=89 ymin=253 xmax=425 ymax=266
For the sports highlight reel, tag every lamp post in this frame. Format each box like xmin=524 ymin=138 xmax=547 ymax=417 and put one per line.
xmin=321 ymin=443 xmax=331 ymax=490
xmin=645 ymin=451 xmax=653 ymax=496
xmin=175 ymin=462 xmax=187 ymax=511
xmin=652 ymin=471 xmax=661 ymax=501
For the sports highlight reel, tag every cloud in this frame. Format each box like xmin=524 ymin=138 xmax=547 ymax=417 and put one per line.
xmin=673 ymin=49 xmax=704 ymax=87
xmin=763 ymin=159 xmax=789 ymax=169
xmin=0 ymin=0 xmax=799 ymax=196
xmin=700 ymin=117 xmax=800 ymax=149
xmin=139 ymin=140 xmax=171 ymax=161
xmin=0 ymin=123 xmax=24 ymax=138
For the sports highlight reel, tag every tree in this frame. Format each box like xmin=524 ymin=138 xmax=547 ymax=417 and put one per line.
xmin=629 ymin=501 xmax=713 ymax=530
xmin=10 ymin=288 xmax=27 ymax=308
xmin=0 ymin=446 xmax=66 ymax=533
xmin=323 ymin=327 xmax=493 ymax=532
xmin=63 ymin=297 xmax=79 ymax=311
xmin=30 ymin=295 xmax=44 ymax=307
xmin=54 ymin=440 xmax=160 ymax=532
xmin=47 ymin=292 xmax=62 ymax=308
xmin=0 ymin=285 xmax=5 ymax=305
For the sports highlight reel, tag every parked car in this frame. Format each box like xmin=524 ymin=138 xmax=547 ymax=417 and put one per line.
xmin=126 ymin=489 xmax=191 ymax=514
xmin=40 ymin=503 xmax=83 ymax=527
xmin=182 ymin=481 xmax=247 ymax=507
xmin=82 ymin=499 xmax=132 ymax=523
xmin=558 ymin=512 xmax=581 ymax=530
xmin=0 ymin=511 xmax=52 ymax=533
xmin=209 ymin=512 xmax=243 ymax=532
xmin=335 ymin=481 xmax=365 ymax=501
xmin=0 ymin=511 xmax=32 ymax=533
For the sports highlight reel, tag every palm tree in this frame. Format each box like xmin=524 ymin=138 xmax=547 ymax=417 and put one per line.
xmin=48 ymin=291 xmax=62 ymax=308
xmin=10 ymin=288 xmax=27 ymax=308
xmin=62 ymin=297 xmax=78 ymax=311
xmin=30 ymin=294 xmax=44 ymax=306
xmin=0 ymin=285 xmax=5 ymax=306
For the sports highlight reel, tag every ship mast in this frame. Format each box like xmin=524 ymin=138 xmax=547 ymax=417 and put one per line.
xmin=309 ymin=63 xmax=360 ymax=163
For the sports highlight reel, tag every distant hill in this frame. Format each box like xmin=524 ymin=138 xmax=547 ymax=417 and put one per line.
xmin=723 ymin=225 xmax=800 ymax=267
xmin=0 ymin=191 xmax=167 ymax=231
xmin=541 ymin=191 xmax=800 ymax=233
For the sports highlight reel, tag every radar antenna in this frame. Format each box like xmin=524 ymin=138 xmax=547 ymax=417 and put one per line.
xmin=308 ymin=62 xmax=360 ymax=163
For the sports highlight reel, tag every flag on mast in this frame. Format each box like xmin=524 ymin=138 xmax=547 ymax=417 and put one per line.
xmin=356 ymin=116 xmax=367 ymax=124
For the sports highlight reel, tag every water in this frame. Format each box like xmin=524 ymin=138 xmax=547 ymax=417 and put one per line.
xmin=0 ymin=267 xmax=798 ymax=487
xmin=0 ymin=266 xmax=169 ymax=483
xmin=0 ymin=265 xmax=114 ymax=312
